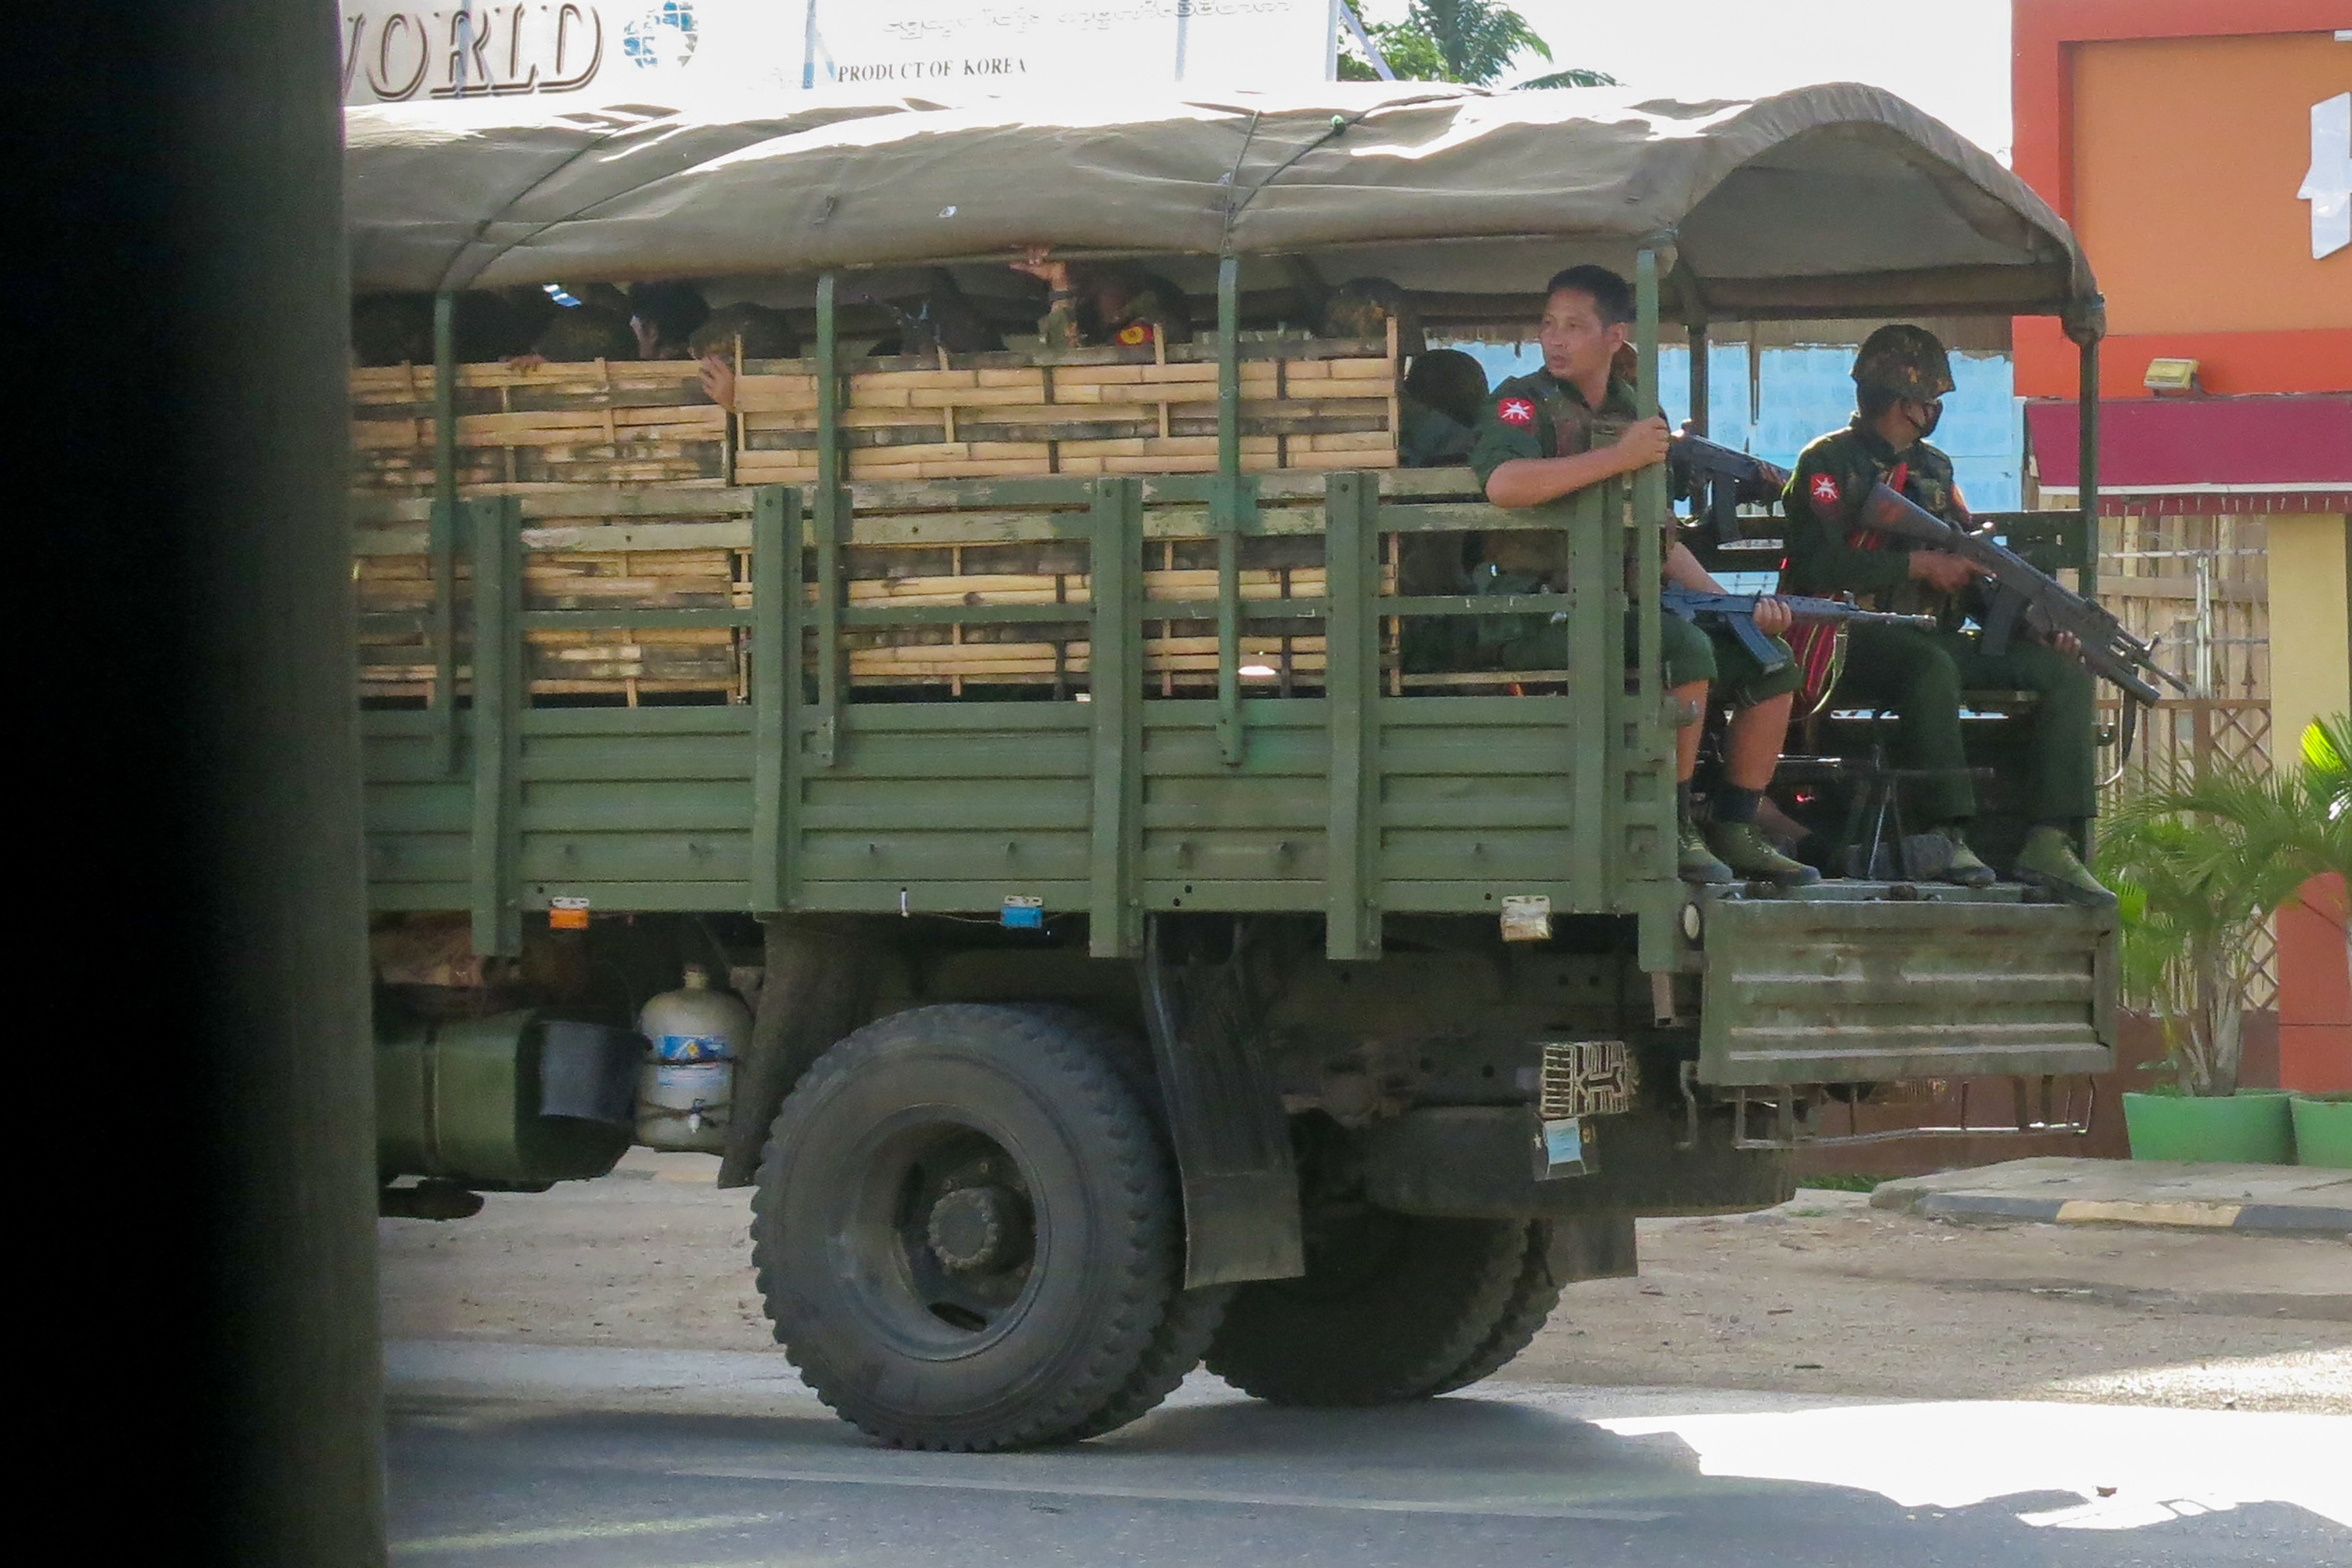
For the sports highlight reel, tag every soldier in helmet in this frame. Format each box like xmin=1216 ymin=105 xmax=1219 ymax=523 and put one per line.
xmin=1780 ymin=325 xmax=2107 ymax=904
xmin=1010 ymin=248 xmax=1193 ymax=348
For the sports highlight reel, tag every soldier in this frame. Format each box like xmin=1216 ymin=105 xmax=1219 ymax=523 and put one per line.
xmin=1470 ymin=265 xmax=1814 ymax=885
xmin=1779 ymin=325 xmax=2108 ymax=905
xmin=691 ymin=303 xmax=801 ymax=413
xmin=1010 ymin=248 xmax=1193 ymax=347
xmin=1399 ymin=349 xmax=1487 ymax=468
xmin=1316 ymin=278 xmax=1482 ymax=468
xmin=627 ymin=281 xmax=712 ymax=359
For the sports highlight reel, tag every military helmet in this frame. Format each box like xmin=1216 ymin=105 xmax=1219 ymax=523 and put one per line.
xmin=1319 ymin=278 xmax=1425 ymax=356
xmin=1851 ymin=325 xmax=1954 ymax=401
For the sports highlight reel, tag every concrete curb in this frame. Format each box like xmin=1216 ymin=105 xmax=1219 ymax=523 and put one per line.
xmin=1903 ymin=1189 xmax=2352 ymax=1236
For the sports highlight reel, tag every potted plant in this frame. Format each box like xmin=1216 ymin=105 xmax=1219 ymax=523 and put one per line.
xmin=2100 ymin=716 xmax=2350 ymax=1162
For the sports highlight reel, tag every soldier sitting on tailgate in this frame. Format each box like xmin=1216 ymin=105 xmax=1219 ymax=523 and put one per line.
xmin=1469 ymin=264 xmax=1813 ymax=886
xmin=1780 ymin=325 xmax=2108 ymax=904
xmin=1010 ymin=248 xmax=1193 ymax=348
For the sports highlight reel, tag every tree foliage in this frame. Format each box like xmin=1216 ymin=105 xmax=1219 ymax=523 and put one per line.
xmin=2099 ymin=715 xmax=2350 ymax=1095
xmin=1338 ymin=2 xmax=1617 ymax=89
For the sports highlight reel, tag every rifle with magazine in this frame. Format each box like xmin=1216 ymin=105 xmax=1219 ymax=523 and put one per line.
xmin=1666 ymin=432 xmax=2185 ymax=708
xmin=1661 ymin=589 xmax=1935 ymax=674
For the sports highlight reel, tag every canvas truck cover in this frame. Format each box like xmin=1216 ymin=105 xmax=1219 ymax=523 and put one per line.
xmin=343 ymin=82 xmax=2100 ymax=325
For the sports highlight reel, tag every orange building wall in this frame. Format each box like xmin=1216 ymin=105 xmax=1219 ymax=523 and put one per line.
xmin=2073 ymin=32 xmax=2350 ymax=336
xmin=2012 ymin=4 xmax=2352 ymax=397
xmin=2278 ymin=875 xmax=2351 ymax=1093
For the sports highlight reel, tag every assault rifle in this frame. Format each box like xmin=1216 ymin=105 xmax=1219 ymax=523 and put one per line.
xmin=1661 ymin=589 xmax=1934 ymax=674
xmin=1666 ymin=433 xmax=2185 ymax=708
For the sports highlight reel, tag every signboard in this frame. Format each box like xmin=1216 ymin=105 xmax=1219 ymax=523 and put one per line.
xmin=339 ymin=1 xmax=1341 ymax=106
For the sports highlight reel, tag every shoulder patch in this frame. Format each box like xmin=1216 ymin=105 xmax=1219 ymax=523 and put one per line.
xmin=1496 ymin=396 xmax=1536 ymax=426
xmin=1115 ymin=321 xmax=1154 ymax=347
xmin=1809 ymin=471 xmax=1842 ymax=506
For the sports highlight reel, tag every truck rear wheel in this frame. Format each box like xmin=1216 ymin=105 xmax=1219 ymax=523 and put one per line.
xmin=1205 ymin=1207 xmax=1530 ymax=1406
xmin=750 ymin=1004 xmax=1190 ymax=1450
xmin=1425 ymin=1221 xmax=1566 ymax=1395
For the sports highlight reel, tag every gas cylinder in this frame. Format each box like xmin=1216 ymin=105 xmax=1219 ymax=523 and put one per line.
xmin=633 ymin=964 xmax=751 ymax=1152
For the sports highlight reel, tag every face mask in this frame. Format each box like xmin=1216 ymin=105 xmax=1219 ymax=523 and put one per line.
xmin=1912 ymin=398 xmax=1944 ymax=439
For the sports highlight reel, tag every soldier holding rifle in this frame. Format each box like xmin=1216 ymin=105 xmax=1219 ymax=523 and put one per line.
xmin=1777 ymin=326 xmax=2110 ymax=906
xmin=1472 ymin=266 xmax=1815 ymax=887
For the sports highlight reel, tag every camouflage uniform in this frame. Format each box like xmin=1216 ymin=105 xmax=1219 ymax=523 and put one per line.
xmin=1039 ymin=269 xmax=1193 ymax=349
xmin=1780 ymin=327 xmax=2095 ymax=827
xmin=1468 ymin=368 xmax=1798 ymax=707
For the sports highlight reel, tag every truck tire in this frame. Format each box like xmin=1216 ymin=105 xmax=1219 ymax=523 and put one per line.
xmin=1424 ymin=1221 xmax=1563 ymax=1395
xmin=1007 ymin=1004 xmax=1231 ymax=1442
xmin=750 ymin=1004 xmax=1187 ymax=1450
xmin=1204 ymin=1208 xmax=1528 ymax=1406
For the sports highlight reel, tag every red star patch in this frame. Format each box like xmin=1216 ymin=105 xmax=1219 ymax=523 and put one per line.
xmin=1809 ymin=472 xmax=1842 ymax=505
xmin=1497 ymin=397 xmax=1535 ymax=426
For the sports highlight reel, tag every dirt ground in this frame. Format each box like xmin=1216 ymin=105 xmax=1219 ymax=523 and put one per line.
xmin=379 ymin=1150 xmax=2352 ymax=1414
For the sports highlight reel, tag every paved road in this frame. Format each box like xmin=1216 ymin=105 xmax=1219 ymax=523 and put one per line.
xmin=386 ymin=1342 xmax=2350 ymax=1567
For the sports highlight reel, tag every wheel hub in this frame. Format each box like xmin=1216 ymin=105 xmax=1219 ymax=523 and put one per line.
xmin=926 ymin=1184 xmax=1017 ymax=1272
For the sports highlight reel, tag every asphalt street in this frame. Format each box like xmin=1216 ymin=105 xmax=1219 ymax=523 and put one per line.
xmin=386 ymin=1343 xmax=2352 ymax=1567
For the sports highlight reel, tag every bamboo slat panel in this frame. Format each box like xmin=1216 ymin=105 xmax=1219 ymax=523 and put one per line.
xmin=350 ymin=340 xmax=1400 ymax=496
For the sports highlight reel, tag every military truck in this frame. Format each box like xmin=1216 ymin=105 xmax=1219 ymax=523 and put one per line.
xmin=348 ymin=84 xmax=2128 ymax=1450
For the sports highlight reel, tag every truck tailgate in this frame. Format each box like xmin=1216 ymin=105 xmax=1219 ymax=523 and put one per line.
xmin=1698 ymin=898 xmax=2116 ymax=1085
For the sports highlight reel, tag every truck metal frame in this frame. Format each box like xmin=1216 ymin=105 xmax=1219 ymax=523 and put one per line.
xmin=352 ymin=85 xmax=2125 ymax=1450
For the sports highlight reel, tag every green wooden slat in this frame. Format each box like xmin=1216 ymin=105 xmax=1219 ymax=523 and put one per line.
xmin=520 ymin=707 xmax=753 ymax=736
xmin=1143 ymin=598 xmax=1329 ymax=622
xmin=799 ymin=702 xmax=1090 ymax=735
xmin=1087 ymin=479 xmax=1144 ymax=956
xmin=813 ymin=274 xmax=844 ymax=771
xmin=519 ymin=609 xmax=753 ymax=631
xmin=1632 ymin=248 xmax=1678 ymax=958
xmin=841 ymin=603 xmax=1091 ymax=628
xmin=794 ymin=840 xmax=1091 ymax=880
xmin=468 ymin=495 xmax=522 ymax=956
xmin=1383 ymin=593 xmax=1573 ymax=617
xmin=518 ymin=837 xmax=753 ymax=882
xmin=1563 ymin=485 xmax=1608 ymax=906
xmin=809 ymin=742 xmax=1091 ymax=781
xmin=520 ymin=735 xmax=753 ymax=783
xmin=1214 ymin=256 xmax=1246 ymax=767
xmin=1323 ymin=472 xmax=1381 ymax=960
xmin=429 ymin=496 xmax=459 ymax=775
xmin=430 ymin=292 xmax=460 ymax=778
xmin=750 ymin=486 xmax=792 ymax=911
xmin=519 ymin=782 xmax=755 ymax=833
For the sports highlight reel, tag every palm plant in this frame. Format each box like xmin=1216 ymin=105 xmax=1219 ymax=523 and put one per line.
xmin=1338 ymin=2 xmax=1617 ymax=89
xmin=2099 ymin=715 xmax=2350 ymax=1095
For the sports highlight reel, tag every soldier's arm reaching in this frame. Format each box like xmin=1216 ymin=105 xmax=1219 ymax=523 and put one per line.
xmin=1481 ymin=416 xmax=1668 ymax=507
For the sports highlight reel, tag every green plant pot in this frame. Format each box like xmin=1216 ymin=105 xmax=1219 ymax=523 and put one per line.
xmin=2290 ymin=1097 xmax=2352 ymax=1168
xmin=2122 ymin=1091 xmax=2296 ymax=1163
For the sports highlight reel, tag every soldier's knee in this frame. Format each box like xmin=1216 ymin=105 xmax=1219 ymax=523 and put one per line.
xmin=1906 ymin=644 xmax=1963 ymax=706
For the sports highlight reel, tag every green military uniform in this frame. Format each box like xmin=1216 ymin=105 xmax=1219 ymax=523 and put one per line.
xmin=1040 ymin=270 xmax=1192 ymax=349
xmin=1780 ymin=419 xmax=2096 ymax=826
xmin=1396 ymin=393 xmax=1474 ymax=468
xmin=1467 ymin=368 xmax=1798 ymax=708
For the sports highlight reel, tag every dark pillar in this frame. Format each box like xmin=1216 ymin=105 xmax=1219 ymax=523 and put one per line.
xmin=31 ymin=1 xmax=387 ymax=1563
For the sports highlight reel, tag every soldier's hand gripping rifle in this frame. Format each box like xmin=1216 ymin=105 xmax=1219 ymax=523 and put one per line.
xmin=1666 ymin=433 xmax=2186 ymax=709
xmin=1661 ymin=589 xmax=1936 ymax=673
